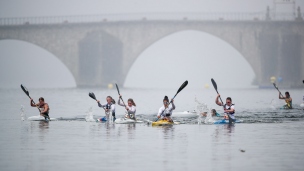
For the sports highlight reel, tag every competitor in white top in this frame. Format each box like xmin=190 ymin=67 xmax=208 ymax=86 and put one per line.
xmin=97 ymin=96 xmax=116 ymax=121
xmin=215 ymin=94 xmax=235 ymax=120
xmin=157 ymin=96 xmax=175 ymax=122
xmin=117 ymin=95 xmax=136 ymax=119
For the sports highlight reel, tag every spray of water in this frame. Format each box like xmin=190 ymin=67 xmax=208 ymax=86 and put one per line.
xmin=195 ymin=97 xmax=209 ymax=124
xmin=20 ymin=105 xmax=26 ymax=121
xmin=270 ymin=99 xmax=277 ymax=110
xmin=204 ymin=108 xmax=215 ymax=124
xmin=85 ymin=106 xmax=95 ymax=122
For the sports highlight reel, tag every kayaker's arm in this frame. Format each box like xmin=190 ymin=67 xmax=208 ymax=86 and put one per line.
xmin=97 ymin=100 xmax=103 ymax=107
xmin=117 ymin=98 xmax=125 ymax=107
xmin=170 ymin=99 xmax=175 ymax=110
xmin=30 ymin=98 xmax=38 ymax=107
xmin=215 ymin=94 xmax=223 ymax=106
xmin=279 ymin=93 xmax=285 ymax=99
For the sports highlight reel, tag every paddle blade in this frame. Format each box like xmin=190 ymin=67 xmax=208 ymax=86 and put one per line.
xmin=20 ymin=84 xmax=29 ymax=96
xmin=172 ymin=80 xmax=188 ymax=100
xmin=303 ymin=80 xmax=304 ymax=84
xmin=115 ymin=83 xmax=120 ymax=95
xmin=176 ymin=80 xmax=188 ymax=94
xmin=89 ymin=92 xmax=97 ymax=100
xmin=211 ymin=78 xmax=217 ymax=91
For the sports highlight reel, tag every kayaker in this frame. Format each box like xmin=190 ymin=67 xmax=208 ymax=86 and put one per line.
xmin=30 ymin=97 xmax=50 ymax=121
xmin=201 ymin=109 xmax=221 ymax=117
xmin=157 ymin=96 xmax=175 ymax=122
xmin=97 ymin=96 xmax=116 ymax=121
xmin=279 ymin=91 xmax=292 ymax=109
xmin=215 ymin=94 xmax=235 ymax=121
xmin=117 ymin=95 xmax=136 ymax=119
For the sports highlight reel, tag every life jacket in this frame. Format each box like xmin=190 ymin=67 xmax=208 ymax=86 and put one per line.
xmin=224 ymin=104 xmax=235 ymax=114
xmin=161 ymin=107 xmax=172 ymax=117
xmin=105 ymin=103 xmax=112 ymax=109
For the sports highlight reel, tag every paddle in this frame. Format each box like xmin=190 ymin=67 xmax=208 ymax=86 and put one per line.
xmin=273 ymin=83 xmax=291 ymax=108
xmin=115 ymin=84 xmax=130 ymax=119
xmin=155 ymin=80 xmax=188 ymax=122
xmin=88 ymin=92 xmax=106 ymax=111
xmin=20 ymin=84 xmax=50 ymax=120
xmin=273 ymin=83 xmax=284 ymax=97
xmin=211 ymin=78 xmax=233 ymax=124
xmin=21 ymin=84 xmax=41 ymax=113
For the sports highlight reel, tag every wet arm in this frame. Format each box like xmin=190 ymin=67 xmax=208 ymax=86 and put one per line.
xmin=117 ymin=98 xmax=125 ymax=107
xmin=170 ymin=102 xmax=176 ymax=111
xmin=215 ymin=95 xmax=222 ymax=106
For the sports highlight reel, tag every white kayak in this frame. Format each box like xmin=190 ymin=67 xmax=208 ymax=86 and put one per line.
xmin=114 ymin=118 xmax=143 ymax=124
xmin=172 ymin=111 xmax=198 ymax=118
xmin=28 ymin=115 xmax=56 ymax=121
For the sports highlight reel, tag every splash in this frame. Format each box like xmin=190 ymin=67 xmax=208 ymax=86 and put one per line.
xmin=195 ymin=97 xmax=210 ymax=124
xmin=270 ymin=99 xmax=277 ymax=110
xmin=204 ymin=108 xmax=215 ymax=124
xmin=20 ymin=105 xmax=26 ymax=121
xmin=85 ymin=107 xmax=95 ymax=122
xmin=301 ymin=96 xmax=304 ymax=109
xmin=194 ymin=97 xmax=209 ymax=114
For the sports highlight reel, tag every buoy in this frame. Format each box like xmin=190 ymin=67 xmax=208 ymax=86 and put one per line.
xmin=204 ymin=84 xmax=209 ymax=89
xmin=108 ymin=83 xmax=113 ymax=89
xmin=270 ymin=76 xmax=276 ymax=83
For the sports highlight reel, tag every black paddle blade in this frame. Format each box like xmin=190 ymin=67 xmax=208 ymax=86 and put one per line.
xmin=88 ymin=92 xmax=96 ymax=100
xmin=172 ymin=80 xmax=188 ymax=99
xmin=115 ymin=83 xmax=120 ymax=95
xmin=20 ymin=84 xmax=29 ymax=96
xmin=211 ymin=78 xmax=217 ymax=91
xmin=302 ymin=80 xmax=304 ymax=84
xmin=176 ymin=80 xmax=188 ymax=94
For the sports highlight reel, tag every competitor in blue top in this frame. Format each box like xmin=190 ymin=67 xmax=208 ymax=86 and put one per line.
xmin=215 ymin=94 xmax=235 ymax=121
xmin=96 ymin=96 xmax=116 ymax=121
xmin=157 ymin=96 xmax=175 ymax=122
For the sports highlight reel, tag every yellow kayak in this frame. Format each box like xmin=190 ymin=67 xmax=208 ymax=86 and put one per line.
xmin=152 ymin=119 xmax=180 ymax=126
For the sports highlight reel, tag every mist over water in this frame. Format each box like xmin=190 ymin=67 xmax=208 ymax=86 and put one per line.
xmin=124 ymin=30 xmax=255 ymax=89
xmin=0 ymin=40 xmax=76 ymax=89
xmin=1 ymin=1 xmax=304 ymax=171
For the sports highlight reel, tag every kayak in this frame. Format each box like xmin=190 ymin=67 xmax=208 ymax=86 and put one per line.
xmin=115 ymin=118 xmax=143 ymax=124
xmin=28 ymin=115 xmax=56 ymax=121
xmin=172 ymin=111 xmax=198 ymax=118
xmin=213 ymin=119 xmax=242 ymax=124
xmin=152 ymin=119 xmax=180 ymax=126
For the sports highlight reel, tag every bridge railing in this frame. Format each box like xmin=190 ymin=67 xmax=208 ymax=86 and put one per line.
xmin=0 ymin=12 xmax=303 ymax=26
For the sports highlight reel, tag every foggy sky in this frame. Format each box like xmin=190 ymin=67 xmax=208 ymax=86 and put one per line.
xmin=1 ymin=0 xmax=303 ymax=18
xmin=0 ymin=0 xmax=302 ymax=89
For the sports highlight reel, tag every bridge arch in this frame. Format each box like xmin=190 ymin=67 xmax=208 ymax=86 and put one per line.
xmin=0 ymin=39 xmax=76 ymax=88
xmin=124 ymin=30 xmax=255 ymax=88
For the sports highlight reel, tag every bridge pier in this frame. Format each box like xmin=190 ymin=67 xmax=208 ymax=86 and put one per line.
xmin=78 ymin=30 xmax=123 ymax=87
xmin=258 ymin=26 xmax=303 ymax=88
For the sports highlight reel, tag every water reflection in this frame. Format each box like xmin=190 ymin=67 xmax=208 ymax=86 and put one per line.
xmin=212 ymin=124 xmax=235 ymax=170
xmin=29 ymin=121 xmax=49 ymax=143
xmin=38 ymin=121 xmax=49 ymax=130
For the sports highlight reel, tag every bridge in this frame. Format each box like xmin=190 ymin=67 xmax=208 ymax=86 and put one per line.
xmin=0 ymin=11 xmax=304 ymax=88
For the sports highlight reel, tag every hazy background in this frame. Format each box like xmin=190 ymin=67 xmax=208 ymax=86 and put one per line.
xmin=0 ymin=0 xmax=303 ymax=89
